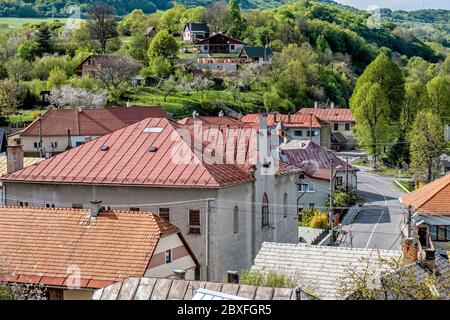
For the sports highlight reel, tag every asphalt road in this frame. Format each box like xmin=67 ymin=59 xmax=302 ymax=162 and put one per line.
xmin=339 ymin=169 xmax=406 ymax=250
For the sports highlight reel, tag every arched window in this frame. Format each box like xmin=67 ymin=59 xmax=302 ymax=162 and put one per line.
xmin=233 ymin=206 xmax=239 ymax=234
xmin=262 ymin=193 xmax=269 ymax=228
xmin=283 ymin=193 xmax=288 ymax=218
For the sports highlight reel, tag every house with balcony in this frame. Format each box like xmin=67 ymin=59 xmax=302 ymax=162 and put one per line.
xmin=297 ymin=104 xmax=356 ymax=151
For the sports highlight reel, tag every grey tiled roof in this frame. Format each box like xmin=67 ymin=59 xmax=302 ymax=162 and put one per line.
xmin=92 ymin=277 xmax=318 ymax=300
xmin=252 ymin=242 xmax=402 ymax=300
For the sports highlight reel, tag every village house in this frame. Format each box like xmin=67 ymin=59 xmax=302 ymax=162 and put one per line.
xmin=93 ymin=273 xmax=318 ymax=300
xmin=241 ymin=113 xmax=331 ymax=149
xmin=0 ymin=206 xmax=198 ymax=300
xmin=182 ymin=23 xmax=210 ymax=42
xmin=194 ymin=33 xmax=245 ymax=55
xmin=144 ymin=26 xmax=157 ymax=38
xmin=239 ymin=46 xmax=273 ymax=65
xmin=7 ymin=106 xmax=166 ymax=157
xmin=297 ymin=104 xmax=356 ymax=151
xmin=279 ymin=140 xmax=358 ymax=214
xmin=1 ymin=116 xmax=301 ymax=282
xmin=400 ymin=173 xmax=450 ymax=253
xmin=177 ymin=114 xmax=244 ymax=126
xmin=251 ymin=241 xmax=449 ymax=300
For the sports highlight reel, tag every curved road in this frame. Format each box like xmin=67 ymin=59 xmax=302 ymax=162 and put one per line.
xmin=339 ymin=169 xmax=406 ymax=250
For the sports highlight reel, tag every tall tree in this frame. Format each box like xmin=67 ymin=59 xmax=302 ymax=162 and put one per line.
xmin=426 ymin=75 xmax=450 ymax=124
xmin=87 ymin=2 xmax=118 ymax=53
xmin=148 ymin=30 xmax=179 ymax=62
xmin=409 ymin=110 xmax=445 ymax=182
xmin=350 ymin=83 xmax=396 ymax=167
xmin=0 ymin=79 xmax=21 ymax=116
xmin=227 ymin=0 xmax=246 ymax=39
xmin=205 ymin=1 xmax=228 ymax=33
xmin=35 ymin=23 xmax=53 ymax=57
xmin=352 ymin=53 xmax=405 ymax=122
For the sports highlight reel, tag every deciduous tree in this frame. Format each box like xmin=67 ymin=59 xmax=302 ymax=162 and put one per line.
xmin=409 ymin=110 xmax=445 ymax=182
xmin=148 ymin=30 xmax=179 ymax=62
xmin=87 ymin=2 xmax=118 ymax=53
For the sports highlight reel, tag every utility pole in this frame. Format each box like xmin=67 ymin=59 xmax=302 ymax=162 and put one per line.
xmin=329 ymin=158 xmax=334 ymax=244
xmin=309 ymin=112 xmax=313 ymax=142
xmin=407 ymin=205 xmax=412 ymax=238
xmin=38 ymin=114 xmax=43 ymax=158
xmin=345 ymin=156 xmax=349 ymax=193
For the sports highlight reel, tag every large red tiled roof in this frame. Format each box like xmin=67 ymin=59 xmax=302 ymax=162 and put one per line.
xmin=0 ymin=206 xmax=179 ymax=288
xmin=241 ymin=113 xmax=322 ymax=128
xmin=19 ymin=106 xmax=166 ymax=137
xmin=279 ymin=140 xmax=357 ymax=181
xmin=2 ymin=118 xmax=257 ymax=187
xmin=178 ymin=116 xmax=245 ymax=126
xmin=297 ymin=108 xmax=355 ymax=122
xmin=401 ymin=174 xmax=450 ymax=216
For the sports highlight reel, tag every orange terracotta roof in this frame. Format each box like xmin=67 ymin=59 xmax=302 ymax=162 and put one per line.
xmin=0 ymin=206 xmax=179 ymax=288
xmin=297 ymin=108 xmax=355 ymax=122
xmin=177 ymin=116 xmax=245 ymax=126
xmin=401 ymin=174 xmax=450 ymax=216
xmin=241 ymin=113 xmax=322 ymax=128
xmin=2 ymin=118 xmax=257 ymax=187
xmin=19 ymin=106 xmax=166 ymax=137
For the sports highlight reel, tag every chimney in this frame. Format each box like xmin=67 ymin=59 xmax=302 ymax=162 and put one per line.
xmin=330 ymin=102 xmax=335 ymax=109
xmin=314 ymin=101 xmax=318 ymax=109
xmin=227 ymin=271 xmax=239 ymax=284
xmin=273 ymin=112 xmax=277 ymax=123
xmin=173 ymin=269 xmax=186 ymax=280
xmin=126 ymin=101 xmax=132 ymax=107
xmin=424 ymin=249 xmax=436 ymax=272
xmin=218 ymin=110 xmax=224 ymax=117
xmin=402 ymin=238 xmax=418 ymax=265
xmin=89 ymin=200 xmax=103 ymax=219
xmin=6 ymin=144 xmax=24 ymax=174
xmin=78 ymin=107 xmax=83 ymax=112
xmin=287 ymin=113 xmax=291 ymax=123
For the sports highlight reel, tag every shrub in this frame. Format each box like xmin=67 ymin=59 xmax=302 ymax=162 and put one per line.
xmin=238 ymin=270 xmax=295 ymax=288
xmin=299 ymin=208 xmax=329 ymax=229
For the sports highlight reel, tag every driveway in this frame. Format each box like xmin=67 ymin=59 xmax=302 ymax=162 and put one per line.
xmin=339 ymin=168 xmax=406 ymax=250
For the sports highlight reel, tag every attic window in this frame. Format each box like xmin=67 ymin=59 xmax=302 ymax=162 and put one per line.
xmin=100 ymin=145 xmax=109 ymax=151
xmin=148 ymin=146 xmax=158 ymax=152
xmin=143 ymin=127 xmax=163 ymax=133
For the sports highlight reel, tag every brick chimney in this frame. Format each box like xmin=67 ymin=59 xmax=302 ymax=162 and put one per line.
xmin=402 ymin=238 xmax=418 ymax=265
xmin=174 ymin=269 xmax=186 ymax=280
xmin=6 ymin=144 xmax=24 ymax=174
xmin=89 ymin=200 xmax=102 ymax=219
xmin=227 ymin=271 xmax=239 ymax=284
xmin=424 ymin=249 xmax=436 ymax=272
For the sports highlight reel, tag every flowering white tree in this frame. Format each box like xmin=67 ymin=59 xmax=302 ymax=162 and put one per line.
xmin=49 ymin=85 xmax=107 ymax=109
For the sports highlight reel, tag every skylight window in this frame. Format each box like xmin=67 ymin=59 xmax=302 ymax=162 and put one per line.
xmin=143 ymin=127 xmax=163 ymax=133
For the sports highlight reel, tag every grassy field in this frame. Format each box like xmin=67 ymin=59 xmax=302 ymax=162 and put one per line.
xmin=122 ymin=87 xmax=264 ymax=117
xmin=0 ymin=17 xmax=81 ymax=30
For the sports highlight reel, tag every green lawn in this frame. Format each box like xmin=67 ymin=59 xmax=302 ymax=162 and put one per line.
xmin=123 ymin=87 xmax=264 ymax=117
xmin=0 ymin=17 xmax=81 ymax=30
xmin=393 ymin=180 xmax=415 ymax=193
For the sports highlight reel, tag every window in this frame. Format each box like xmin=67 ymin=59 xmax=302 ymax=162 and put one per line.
xmin=75 ymin=141 xmax=84 ymax=147
xmin=299 ymin=173 xmax=305 ymax=180
xmin=204 ymin=45 xmax=208 ymax=51
xmin=159 ymin=208 xmax=170 ymax=222
xmin=335 ymin=176 xmax=343 ymax=187
xmin=262 ymin=193 xmax=269 ymax=228
xmin=45 ymin=203 xmax=55 ymax=208
xmin=230 ymin=44 xmax=235 ymax=50
xmin=309 ymin=203 xmax=315 ymax=208
xmin=33 ymin=142 xmax=42 ymax=148
xmin=165 ymin=250 xmax=172 ymax=264
xmin=50 ymin=142 xmax=58 ymax=148
xmin=189 ymin=209 xmax=201 ymax=234
xmin=299 ymin=183 xmax=315 ymax=193
xmin=72 ymin=204 xmax=83 ymax=209
xmin=101 ymin=206 xmax=111 ymax=211
xmin=233 ymin=206 xmax=239 ymax=233
xmin=334 ymin=123 xmax=339 ymax=131
xmin=18 ymin=201 xmax=28 ymax=207
xmin=433 ymin=225 xmax=449 ymax=241
xmin=345 ymin=123 xmax=350 ymax=131
xmin=283 ymin=193 xmax=288 ymax=218
xmin=306 ymin=130 xmax=311 ymax=137
xmin=129 ymin=207 xmax=140 ymax=212
xmin=294 ymin=130 xmax=303 ymax=137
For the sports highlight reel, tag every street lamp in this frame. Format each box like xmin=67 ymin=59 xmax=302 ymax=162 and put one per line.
xmin=329 ymin=159 xmax=344 ymax=244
